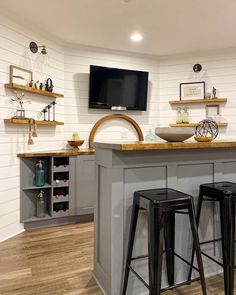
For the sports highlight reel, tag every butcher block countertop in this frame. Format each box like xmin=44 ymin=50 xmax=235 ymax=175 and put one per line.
xmin=94 ymin=140 xmax=236 ymax=151
xmin=17 ymin=149 xmax=94 ymax=158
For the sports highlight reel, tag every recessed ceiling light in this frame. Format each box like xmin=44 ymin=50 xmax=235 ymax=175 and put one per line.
xmin=130 ymin=33 xmax=143 ymax=42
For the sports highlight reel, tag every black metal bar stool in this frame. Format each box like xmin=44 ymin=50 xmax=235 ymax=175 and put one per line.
xmin=188 ymin=182 xmax=236 ymax=295
xmin=121 ymin=188 xmax=207 ymax=295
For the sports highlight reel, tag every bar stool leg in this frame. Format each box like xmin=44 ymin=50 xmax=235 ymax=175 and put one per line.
xmin=188 ymin=191 xmax=204 ymax=281
xmin=121 ymin=202 xmax=139 ymax=295
xmin=188 ymin=202 xmax=207 ymax=295
xmin=148 ymin=205 xmax=164 ymax=295
xmin=220 ymin=193 xmax=235 ymax=295
xmin=164 ymin=211 xmax=175 ymax=286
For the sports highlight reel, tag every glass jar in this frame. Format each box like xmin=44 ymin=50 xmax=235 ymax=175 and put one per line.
xmin=176 ymin=107 xmax=182 ymax=124
xmin=182 ymin=107 xmax=189 ymax=123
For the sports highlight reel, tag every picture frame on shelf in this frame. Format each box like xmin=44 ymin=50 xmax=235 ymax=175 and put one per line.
xmin=206 ymin=104 xmax=220 ymax=120
xmin=180 ymin=81 xmax=205 ymax=101
xmin=9 ymin=65 xmax=33 ymax=86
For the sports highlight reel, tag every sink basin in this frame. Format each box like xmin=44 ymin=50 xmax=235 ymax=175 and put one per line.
xmin=155 ymin=127 xmax=194 ymax=142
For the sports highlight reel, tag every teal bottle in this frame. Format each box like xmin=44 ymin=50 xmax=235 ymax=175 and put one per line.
xmin=145 ymin=129 xmax=156 ymax=142
xmin=35 ymin=160 xmax=45 ymax=187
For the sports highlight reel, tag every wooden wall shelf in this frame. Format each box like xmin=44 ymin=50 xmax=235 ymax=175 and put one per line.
xmin=169 ymin=98 xmax=227 ymax=105
xmin=4 ymin=118 xmax=64 ymax=126
xmin=4 ymin=83 xmax=64 ymax=98
xmin=169 ymin=123 xmax=228 ymax=127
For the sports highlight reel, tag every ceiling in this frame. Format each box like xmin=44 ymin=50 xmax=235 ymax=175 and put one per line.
xmin=1 ymin=0 xmax=236 ymax=56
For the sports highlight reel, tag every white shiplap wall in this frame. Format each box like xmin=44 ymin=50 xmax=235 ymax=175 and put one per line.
xmin=64 ymin=45 xmax=160 ymax=146
xmin=2 ymin=14 xmax=236 ymax=243
xmin=159 ymin=50 xmax=236 ymax=138
xmin=0 ymin=14 xmax=65 ymax=241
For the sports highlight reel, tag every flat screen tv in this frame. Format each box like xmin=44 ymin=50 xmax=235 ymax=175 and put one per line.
xmin=89 ymin=65 xmax=148 ymax=111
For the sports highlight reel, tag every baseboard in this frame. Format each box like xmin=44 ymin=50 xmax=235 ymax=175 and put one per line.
xmin=0 ymin=228 xmax=25 ymax=243
xmin=92 ymin=273 xmax=107 ymax=295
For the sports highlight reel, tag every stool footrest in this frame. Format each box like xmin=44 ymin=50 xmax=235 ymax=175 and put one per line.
xmin=161 ymin=277 xmax=201 ymax=292
xmin=200 ymin=238 xmax=222 ymax=245
xmin=131 ymin=251 xmax=166 ymax=261
xmin=131 ymin=254 xmax=148 ymax=261
xmin=200 ymin=250 xmax=224 ymax=267
xmin=174 ymin=252 xmax=199 ymax=272
xmin=128 ymin=262 xmax=202 ymax=293
xmin=128 ymin=265 xmax=149 ymax=290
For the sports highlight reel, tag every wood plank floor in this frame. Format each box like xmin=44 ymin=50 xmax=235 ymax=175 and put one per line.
xmin=0 ymin=222 xmax=234 ymax=294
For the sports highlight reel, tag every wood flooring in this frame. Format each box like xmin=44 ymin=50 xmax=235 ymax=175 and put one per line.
xmin=0 ymin=222 xmax=234 ymax=294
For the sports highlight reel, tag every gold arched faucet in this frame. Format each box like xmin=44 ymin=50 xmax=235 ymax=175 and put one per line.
xmin=88 ymin=114 xmax=144 ymax=150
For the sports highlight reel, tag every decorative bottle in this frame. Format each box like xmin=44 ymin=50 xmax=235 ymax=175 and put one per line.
xmin=35 ymin=160 xmax=45 ymax=187
xmin=36 ymin=190 xmax=45 ymax=218
xmin=182 ymin=107 xmax=189 ymax=123
xmin=176 ymin=107 xmax=182 ymax=124
xmin=145 ymin=129 xmax=156 ymax=142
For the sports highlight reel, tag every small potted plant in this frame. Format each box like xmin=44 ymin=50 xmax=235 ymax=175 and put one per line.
xmin=10 ymin=91 xmax=31 ymax=118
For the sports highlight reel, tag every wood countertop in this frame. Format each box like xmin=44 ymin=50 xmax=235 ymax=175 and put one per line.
xmin=94 ymin=140 xmax=236 ymax=151
xmin=17 ymin=149 xmax=94 ymax=158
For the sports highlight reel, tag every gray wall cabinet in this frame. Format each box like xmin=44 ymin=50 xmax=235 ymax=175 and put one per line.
xmin=76 ymin=155 xmax=95 ymax=215
xmin=20 ymin=154 xmax=95 ymax=228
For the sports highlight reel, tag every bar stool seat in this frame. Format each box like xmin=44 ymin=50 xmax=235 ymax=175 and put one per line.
xmin=189 ymin=182 xmax=236 ymax=295
xmin=121 ymin=188 xmax=207 ymax=295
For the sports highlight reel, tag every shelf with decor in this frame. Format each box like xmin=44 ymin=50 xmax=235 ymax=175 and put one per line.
xmin=4 ymin=83 xmax=64 ymax=98
xmin=169 ymin=123 xmax=228 ymax=127
xmin=169 ymin=98 xmax=227 ymax=105
xmin=4 ymin=118 xmax=64 ymax=126
xmin=22 ymin=183 xmax=51 ymax=190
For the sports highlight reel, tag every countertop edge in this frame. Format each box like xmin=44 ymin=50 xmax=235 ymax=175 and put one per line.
xmin=94 ymin=141 xmax=236 ymax=151
xmin=17 ymin=149 xmax=95 ymax=158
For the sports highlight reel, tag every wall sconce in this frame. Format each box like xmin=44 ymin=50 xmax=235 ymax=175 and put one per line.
xmin=193 ymin=63 xmax=202 ymax=72
xmin=29 ymin=41 xmax=47 ymax=55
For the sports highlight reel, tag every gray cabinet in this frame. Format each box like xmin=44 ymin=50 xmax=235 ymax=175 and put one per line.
xmin=20 ymin=154 xmax=95 ymax=229
xmin=76 ymin=155 xmax=95 ymax=215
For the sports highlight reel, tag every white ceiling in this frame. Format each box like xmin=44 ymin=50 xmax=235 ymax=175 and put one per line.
xmin=1 ymin=0 xmax=236 ymax=56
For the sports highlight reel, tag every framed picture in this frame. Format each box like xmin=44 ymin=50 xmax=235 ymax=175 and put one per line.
xmin=9 ymin=65 xmax=33 ymax=86
xmin=206 ymin=104 xmax=220 ymax=120
xmin=180 ymin=82 xmax=205 ymax=101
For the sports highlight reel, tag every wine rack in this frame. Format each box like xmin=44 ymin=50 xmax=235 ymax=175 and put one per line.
xmin=52 ymin=157 xmax=70 ymax=217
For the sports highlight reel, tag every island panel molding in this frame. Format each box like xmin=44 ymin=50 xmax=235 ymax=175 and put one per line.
xmin=4 ymin=83 xmax=64 ymax=98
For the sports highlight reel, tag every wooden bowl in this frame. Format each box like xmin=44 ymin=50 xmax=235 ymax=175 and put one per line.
xmin=194 ymin=136 xmax=213 ymax=142
xmin=68 ymin=140 xmax=84 ymax=149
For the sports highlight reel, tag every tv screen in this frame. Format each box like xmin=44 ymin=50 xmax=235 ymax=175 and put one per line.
xmin=89 ymin=65 xmax=148 ymax=111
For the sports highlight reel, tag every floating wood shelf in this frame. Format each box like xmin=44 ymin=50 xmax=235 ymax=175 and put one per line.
xmin=169 ymin=98 xmax=227 ymax=105
xmin=169 ymin=123 xmax=228 ymax=127
xmin=4 ymin=118 xmax=64 ymax=126
xmin=4 ymin=83 xmax=64 ymax=98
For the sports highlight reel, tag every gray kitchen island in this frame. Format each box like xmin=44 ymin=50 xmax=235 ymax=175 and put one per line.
xmin=93 ymin=140 xmax=236 ymax=295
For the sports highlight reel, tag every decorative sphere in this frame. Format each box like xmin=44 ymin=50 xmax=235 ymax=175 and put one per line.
xmin=195 ymin=120 xmax=219 ymax=139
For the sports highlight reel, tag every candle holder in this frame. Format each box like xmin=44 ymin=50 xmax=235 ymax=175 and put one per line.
xmin=51 ymin=101 xmax=57 ymax=121
xmin=42 ymin=108 xmax=47 ymax=121
xmin=47 ymin=105 xmax=51 ymax=121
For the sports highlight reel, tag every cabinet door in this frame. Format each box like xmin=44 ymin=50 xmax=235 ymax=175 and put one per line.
xmin=76 ymin=155 xmax=95 ymax=215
